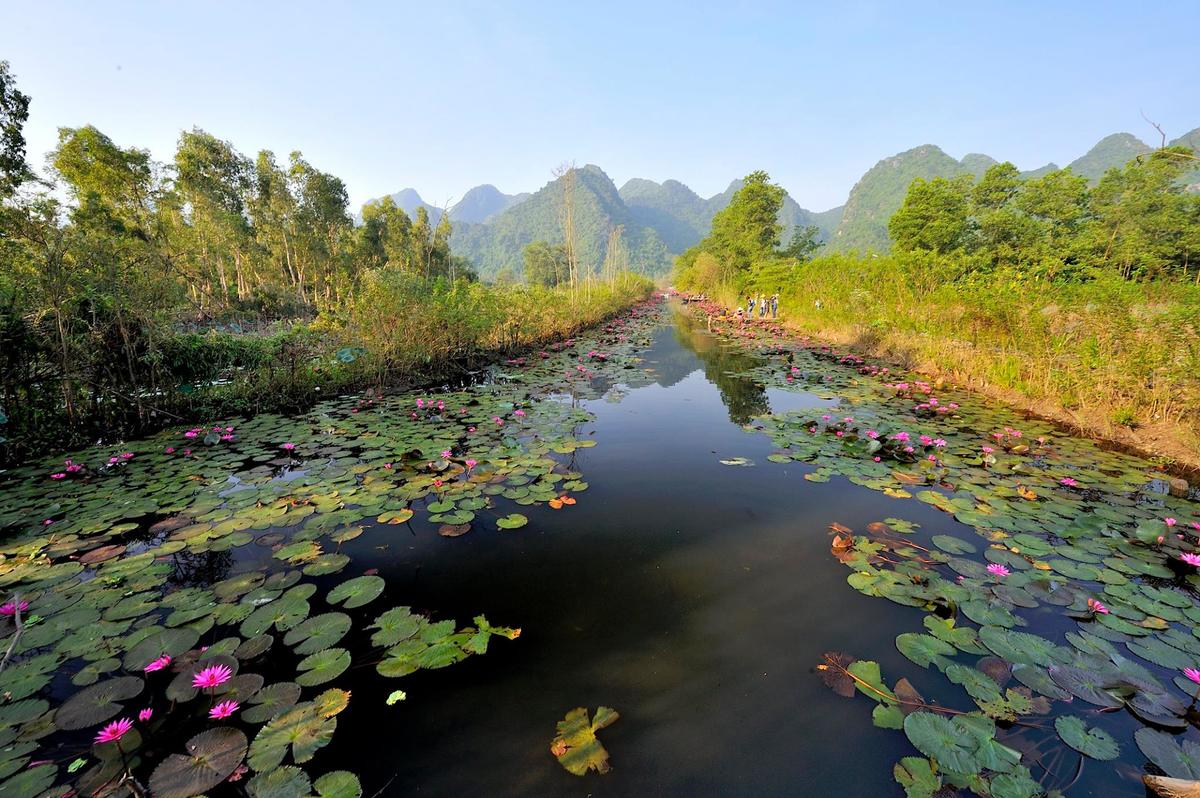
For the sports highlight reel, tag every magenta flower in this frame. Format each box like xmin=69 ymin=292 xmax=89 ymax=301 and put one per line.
xmin=1185 ymin=668 xmax=1200 ymax=685
xmin=50 ymin=473 xmax=66 ymax=480
xmin=986 ymin=564 xmax=1010 ymax=577
xmin=1059 ymin=477 xmax=1078 ymax=487
xmin=165 ymin=447 xmax=176 ymax=454
xmin=94 ymin=718 xmax=134 ymax=745
xmin=209 ymin=700 xmax=240 ymax=720
xmin=1087 ymin=598 xmax=1109 ymax=615
xmin=0 ymin=600 xmax=29 ymax=616
xmin=865 ymin=430 xmax=879 ymax=439
xmin=416 ymin=398 xmax=424 ymax=408
xmin=191 ymin=663 xmax=233 ymax=690
xmin=1165 ymin=518 xmax=1178 ymax=527
xmin=933 ymin=439 xmax=947 ymax=447
xmin=465 ymin=459 xmax=477 ymax=470
xmin=514 ymin=409 xmax=526 ymax=417
xmin=138 ymin=707 xmax=153 ymax=722
xmin=441 ymin=450 xmax=452 ymax=459
xmin=1179 ymin=553 xmax=1200 ymax=568
xmin=468 ymin=427 xmax=476 ymax=433
xmin=280 ymin=443 xmax=295 ymax=451
xmin=981 ymin=446 xmax=994 ymax=454
xmin=143 ymin=654 xmax=171 ymax=673
xmin=184 ymin=430 xmax=199 ymax=438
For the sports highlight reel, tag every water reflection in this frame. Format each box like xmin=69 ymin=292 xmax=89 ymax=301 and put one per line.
xmin=668 ymin=308 xmax=771 ymax=424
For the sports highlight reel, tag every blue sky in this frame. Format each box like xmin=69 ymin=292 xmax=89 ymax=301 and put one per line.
xmin=4 ymin=1 xmax=1198 ymax=211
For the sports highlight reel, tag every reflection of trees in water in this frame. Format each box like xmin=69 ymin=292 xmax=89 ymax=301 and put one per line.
xmin=670 ymin=309 xmax=770 ymax=425
xmin=167 ymin=549 xmax=234 ymax=589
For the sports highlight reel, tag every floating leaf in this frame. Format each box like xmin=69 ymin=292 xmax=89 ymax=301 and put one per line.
xmin=496 ymin=513 xmax=528 ymax=530
xmin=296 ymin=648 xmax=350 ymax=686
xmin=149 ymin=727 xmax=248 ymax=798
xmin=550 ymin=706 xmax=620 ymax=776
xmin=54 ymin=676 xmax=143 ymax=730
xmin=1136 ymin=728 xmax=1200 ymax=780
xmin=1055 ymin=715 xmax=1119 ymax=760
xmin=314 ymin=771 xmax=362 ymax=798
xmin=326 ymin=575 xmax=385 ymax=609
xmin=247 ymin=765 xmax=311 ymax=798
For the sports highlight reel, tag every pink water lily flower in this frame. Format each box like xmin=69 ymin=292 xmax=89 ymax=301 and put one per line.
xmin=50 ymin=473 xmax=66 ymax=480
xmin=95 ymin=718 xmax=134 ymax=745
xmin=143 ymin=654 xmax=171 ymax=673
xmin=513 ymin=409 xmax=526 ymax=417
xmin=138 ymin=707 xmax=153 ymax=722
xmin=986 ymin=564 xmax=1010 ymax=577
xmin=280 ymin=443 xmax=295 ymax=451
xmin=192 ymin=663 xmax=233 ymax=690
xmin=465 ymin=459 xmax=477 ymax=470
xmin=1059 ymin=477 xmax=1078 ymax=487
xmin=981 ymin=446 xmax=994 ymax=454
xmin=0 ymin=600 xmax=29 ymax=616
xmin=1087 ymin=598 xmax=1109 ymax=615
xmin=1185 ymin=668 xmax=1200 ymax=685
xmin=441 ymin=450 xmax=452 ymax=459
xmin=1165 ymin=518 xmax=1178 ymax=527
xmin=165 ymin=447 xmax=176 ymax=454
xmin=1179 ymin=553 xmax=1200 ymax=568
xmin=209 ymin=700 xmax=240 ymax=720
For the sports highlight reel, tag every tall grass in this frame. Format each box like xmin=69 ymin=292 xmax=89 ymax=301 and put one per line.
xmin=727 ymin=253 xmax=1200 ymax=452
xmin=341 ymin=271 xmax=654 ymax=379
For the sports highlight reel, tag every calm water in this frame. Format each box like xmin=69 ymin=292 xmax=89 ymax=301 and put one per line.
xmin=312 ymin=308 xmax=1127 ymax=796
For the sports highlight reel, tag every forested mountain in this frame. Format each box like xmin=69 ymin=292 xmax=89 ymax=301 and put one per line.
xmin=365 ymin=127 xmax=1199 ymax=273
xmin=359 ymin=187 xmax=443 ymax=225
xmin=619 ymin=177 xmax=843 ymax=254
xmin=828 ymin=144 xmax=972 ymax=252
xmin=448 ymin=184 xmax=529 ymax=223
xmin=828 ymin=130 xmax=1198 ymax=253
xmin=1170 ymin=127 xmax=1200 ymax=190
xmin=450 ymin=165 xmax=672 ymax=281
xmin=1067 ymin=133 xmax=1152 ymax=182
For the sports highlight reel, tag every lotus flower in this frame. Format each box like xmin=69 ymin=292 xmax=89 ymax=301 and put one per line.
xmin=986 ymin=564 xmax=1010 ymax=577
xmin=191 ymin=663 xmax=233 ymax=690
xmin=138 ymin=708 xmax=153 ymax=722
xmin=465 ymin=459 xmax=477 ymax=470
xmin=165 ymin=447 xmax=176 ymax=453
xmin=1185 ymin=668 xmax=1200 ymax=685
xmin=0 ymin=600 xmax=29 ymax=616
xmin=1179 ymin=553 xmax=1200 ymax=568
xmin=209 ymin=700 xmax=240 ymax=720
xmin=1165 ymin=518 xmax=1178 ymax=527
xmin=1059 ymin=477 xmax=1078 ymax=487
xmin=143 ymin=654 xmax=171 ymax=673
xmin=981 ymin=446 xmax=994 ymax=454
xmin=50 ymin=473 xmax=66 ymax=480
xmin=441 ymin=450 xmax=452 ymax=459
xmin=94 ymin=718 xmax=134 ymax=744
xmin=1086 ymin=598 xmax=1109 ymax=615
xmin=281 ymin=443 xmax=295 ymax=451
xmin=513 ymin=409 xmax=526 ymax=417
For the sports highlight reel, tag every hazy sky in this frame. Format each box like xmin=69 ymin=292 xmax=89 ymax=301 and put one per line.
xmin=4 ymin=1 xmax=1198 ymax=212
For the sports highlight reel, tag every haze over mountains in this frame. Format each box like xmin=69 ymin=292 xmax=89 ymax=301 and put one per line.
xmin=362 ymin=127 xmax=1200 ymax=280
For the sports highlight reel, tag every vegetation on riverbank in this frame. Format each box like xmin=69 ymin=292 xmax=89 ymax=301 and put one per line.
xmin=0 ymin=63 xmax=651 ymax=463
xmin=673 ymin=151 xmax=1200 ymax=467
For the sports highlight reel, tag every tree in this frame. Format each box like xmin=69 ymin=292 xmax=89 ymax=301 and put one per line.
xmin=523 ymin=240 xmax=569 ymax=286
xmin=779 ymin=225 xmax=821 ymax=261
xmin=0 ymin=61 xmax=31 ymax=196
xmin=889 ymin=175 xmax=972 ymax=255
xmin=705 ymin=170 xmax=785 ymax=272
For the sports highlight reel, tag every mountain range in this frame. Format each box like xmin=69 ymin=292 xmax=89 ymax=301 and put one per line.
xmin=362 ymin=127 xmax=1199 ymax=279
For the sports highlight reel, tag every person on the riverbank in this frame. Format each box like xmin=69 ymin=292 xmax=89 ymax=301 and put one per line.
xmin=747 ymin=295 xmax=755 ymax=318
xmin=771 ymin=293 xmax=779 ymax=319
xmin=734 ymin=306 xmax=745 ymax=325
xmin=758 ymin=293 xmax=766 ymax=318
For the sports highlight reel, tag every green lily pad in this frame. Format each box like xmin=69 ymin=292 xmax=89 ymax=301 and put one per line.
xmin=1054 ymin=715 xmax=1119 ymax=760
xmin=550 ymin=706 xmax=620 ymax=776
xmin=148 ymin=727 xmax=248 ymax=798
xmin=326 ymin=575 xmax=385 ymax=609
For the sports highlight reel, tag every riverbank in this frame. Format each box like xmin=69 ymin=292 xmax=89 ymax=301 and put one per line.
xmin=681 ymin=287 xmax=1200 ymax=480
xmin=1 ymin=275 xmax=653 ymax=466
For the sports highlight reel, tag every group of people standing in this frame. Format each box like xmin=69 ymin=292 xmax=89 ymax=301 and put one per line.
xmin=741 ymin=292 xmax=779 ymax=321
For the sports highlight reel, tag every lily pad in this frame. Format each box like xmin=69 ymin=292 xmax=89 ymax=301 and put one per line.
xmin=148 ymin=727 xmax=249 ymax=798
xmin=1054 ymin=715 xmax=1119 ymax=760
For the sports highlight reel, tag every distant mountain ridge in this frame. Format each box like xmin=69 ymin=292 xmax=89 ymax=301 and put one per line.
xmin=364 ymin=125 xmax=1200 ymax=274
